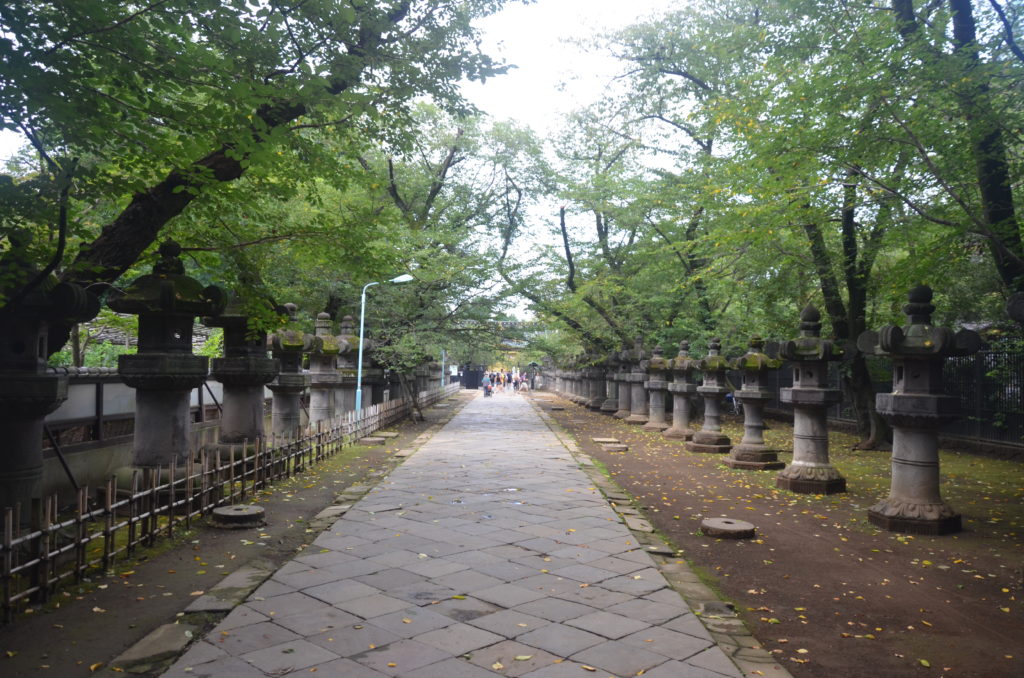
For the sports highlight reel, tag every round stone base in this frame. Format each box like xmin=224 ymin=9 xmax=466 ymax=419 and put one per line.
xmin=642 ymin=420 xmax=669 ymax=432
xmin=701 ymin=517 xmax=756 ymax=539
xmin=686 ymin=441 xmax=732 ymax=454
xmin=662 ymin=428 xmax=693 ymax=441
xmin=624 ymin=415 xmax=649 ymax=425
xmin=776 ymin=475 xmax=846 ymax=494
xmin=613 ymin=410 xmax=630 ymax=419
xmin=867 ymin=510 xmax=961 ymax=535
xmin=212 ymin=504 xmax=266 ymax=529
xmin=724 ymin=458 xmax=785 ymax=471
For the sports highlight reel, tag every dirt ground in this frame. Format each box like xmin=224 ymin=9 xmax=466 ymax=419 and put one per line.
xmin=0 ymin=394 xmax=471 ymax=677
xmin=539 ymin=395 xmax=1024 ymax=678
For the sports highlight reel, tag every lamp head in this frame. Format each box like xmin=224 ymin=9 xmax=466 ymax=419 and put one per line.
xmin=389 ymin=273 xmax=415 ymax=283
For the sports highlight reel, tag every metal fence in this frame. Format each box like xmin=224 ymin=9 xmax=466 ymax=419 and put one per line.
xmin=1 ymin=383 xmax=461 ymax=623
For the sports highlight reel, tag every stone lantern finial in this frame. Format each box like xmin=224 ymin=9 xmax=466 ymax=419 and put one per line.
xmin=799 ymin=304 xmax=822 ymax=336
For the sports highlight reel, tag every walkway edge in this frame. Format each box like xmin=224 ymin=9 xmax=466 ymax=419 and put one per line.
xmin=111 ymin=392 xmax=474 ymax=674
xmin=526 ymin=394 xmax=795 ymax=678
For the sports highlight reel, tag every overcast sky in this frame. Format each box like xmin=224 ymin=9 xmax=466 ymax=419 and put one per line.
xmin=463 ymin=0 xmax=671 ymax=131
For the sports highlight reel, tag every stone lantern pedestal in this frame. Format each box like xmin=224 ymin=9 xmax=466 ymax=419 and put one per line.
xmin=334 ymin=316 xmax=360 ymax=415
xmin=204 ymin=297 xmax=279 ymax=452
xmin=858 ymin=285 xmax=981 ymax=535
xmin=643 ymin=345 xmax=670 ymax=431
xmin=108 ymin=241 xmax=225 ymax=470
xmin=725 ymin=337 xmax=785 ymax=471
xmin=686 ymin=339 xmax=732 ymax=454
xmin=777 ymin=306 xmax=846 ymax=493
xmin=625 ymin=340 xmax=650 ymax=425
xmin=586 ymin=363 xmax=606 ymax=410
xmin=600 ymin=351 xmax=620 ymax=413
xmin=0 ymin=237 xmax=99 ymax=516
xmin=613 ymin=358 xmax=632 ymax=419
xmin=664 ymin=341 xmax=699 ymax=441
xmin=268 ymin=304 xmax=314 ymax=439
xmin=308 ymin=313 xmax=344 ymax=425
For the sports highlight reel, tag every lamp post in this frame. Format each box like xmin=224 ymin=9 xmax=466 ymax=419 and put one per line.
xmin=356 ymin=274 xmax=414 ymax=415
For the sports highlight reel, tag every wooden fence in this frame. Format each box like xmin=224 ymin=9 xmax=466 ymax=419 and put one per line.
xmin=1 ymin=383 xmax=461 ymax=623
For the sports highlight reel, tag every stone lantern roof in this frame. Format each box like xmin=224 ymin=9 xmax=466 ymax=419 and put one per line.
xmin=313 ymin=312 xmax=347 ymax=356
xmin=780 ymin=305 xmax=844 ymax=362
xmin=108 ymin=240 xmax=224 ymax=318
xmin=107 ymin=240 xmax=225 ymax=353
xmin=647 ymin=344 xmax=670 ymax=372
xmin=670 ymin=340 xmax=699 ymax=377
xmin=857 ymin=285 xmax=981 ymax=360
xmin=698 ymin=337 xmax=729 ymax=374
xmin=732 ymin=336 xmax=782 ymax=372
xmin=270 ymin=303 xmax=316 ymax=357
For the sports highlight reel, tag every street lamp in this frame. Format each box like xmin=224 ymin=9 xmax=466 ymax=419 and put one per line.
xmin=355 ymin=273 xmax=415 ymax=415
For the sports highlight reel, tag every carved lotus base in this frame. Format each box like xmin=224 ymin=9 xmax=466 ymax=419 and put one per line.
xmin=868 ymin=499 xmax=961 ymax=535
xmin=776 ymin=464 xmax=846 ymax=494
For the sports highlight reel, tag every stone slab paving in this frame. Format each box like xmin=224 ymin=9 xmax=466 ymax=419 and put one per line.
xmin=164 ymin=394 xmax=747 ymax=678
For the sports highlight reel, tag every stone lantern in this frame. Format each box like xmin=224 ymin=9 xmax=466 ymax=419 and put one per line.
xmin=108 ymin=240 xmax=225 ymax=469
xmin=267 ymin=304 xmax=314 ymax=439
xmin=600 ymin=349 xmax=621 ymax=413
xmin=308 ymin=313 xmax=345 ymax=424
xmin=0 ymin=233 xmax=99 ymax=516
xmin=686 ymin=338 xmax=733 ymax=454
xmin=625 ymin=339 xmax=650 ymax=425
xmin=664 ymin=341 xmax=699 ymax=441
xmin=614 ymin=345 xmax=633 ymax=419
xmin=776 ymin=305 xmax=846 ymax=493
xmin=334 ymin=315 xmax=361 ymax=414
xmin=725 ymin=337 xmax=786 ymax=470
xmin=857 ymin=285 xmax=981 ymax=535
xmin=203 ymin=296 xmax=280 ymax=452
xmin=643 ymin=345 xmax=671 ymax=431
xmin=586 ymin=355 xmax=606 ymax=409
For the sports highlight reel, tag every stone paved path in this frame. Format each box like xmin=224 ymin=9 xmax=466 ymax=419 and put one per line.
xmin=164 ymin=393 xmax=743 ymax=678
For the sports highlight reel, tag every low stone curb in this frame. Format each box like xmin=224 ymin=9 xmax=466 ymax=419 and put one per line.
xmin=184 ymin=564 xmax=273 ymax=614
xmin=528 ymin=395 xmax=795 ymax=678
xmin=111 ymin=623 xmax=199 ymax=674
